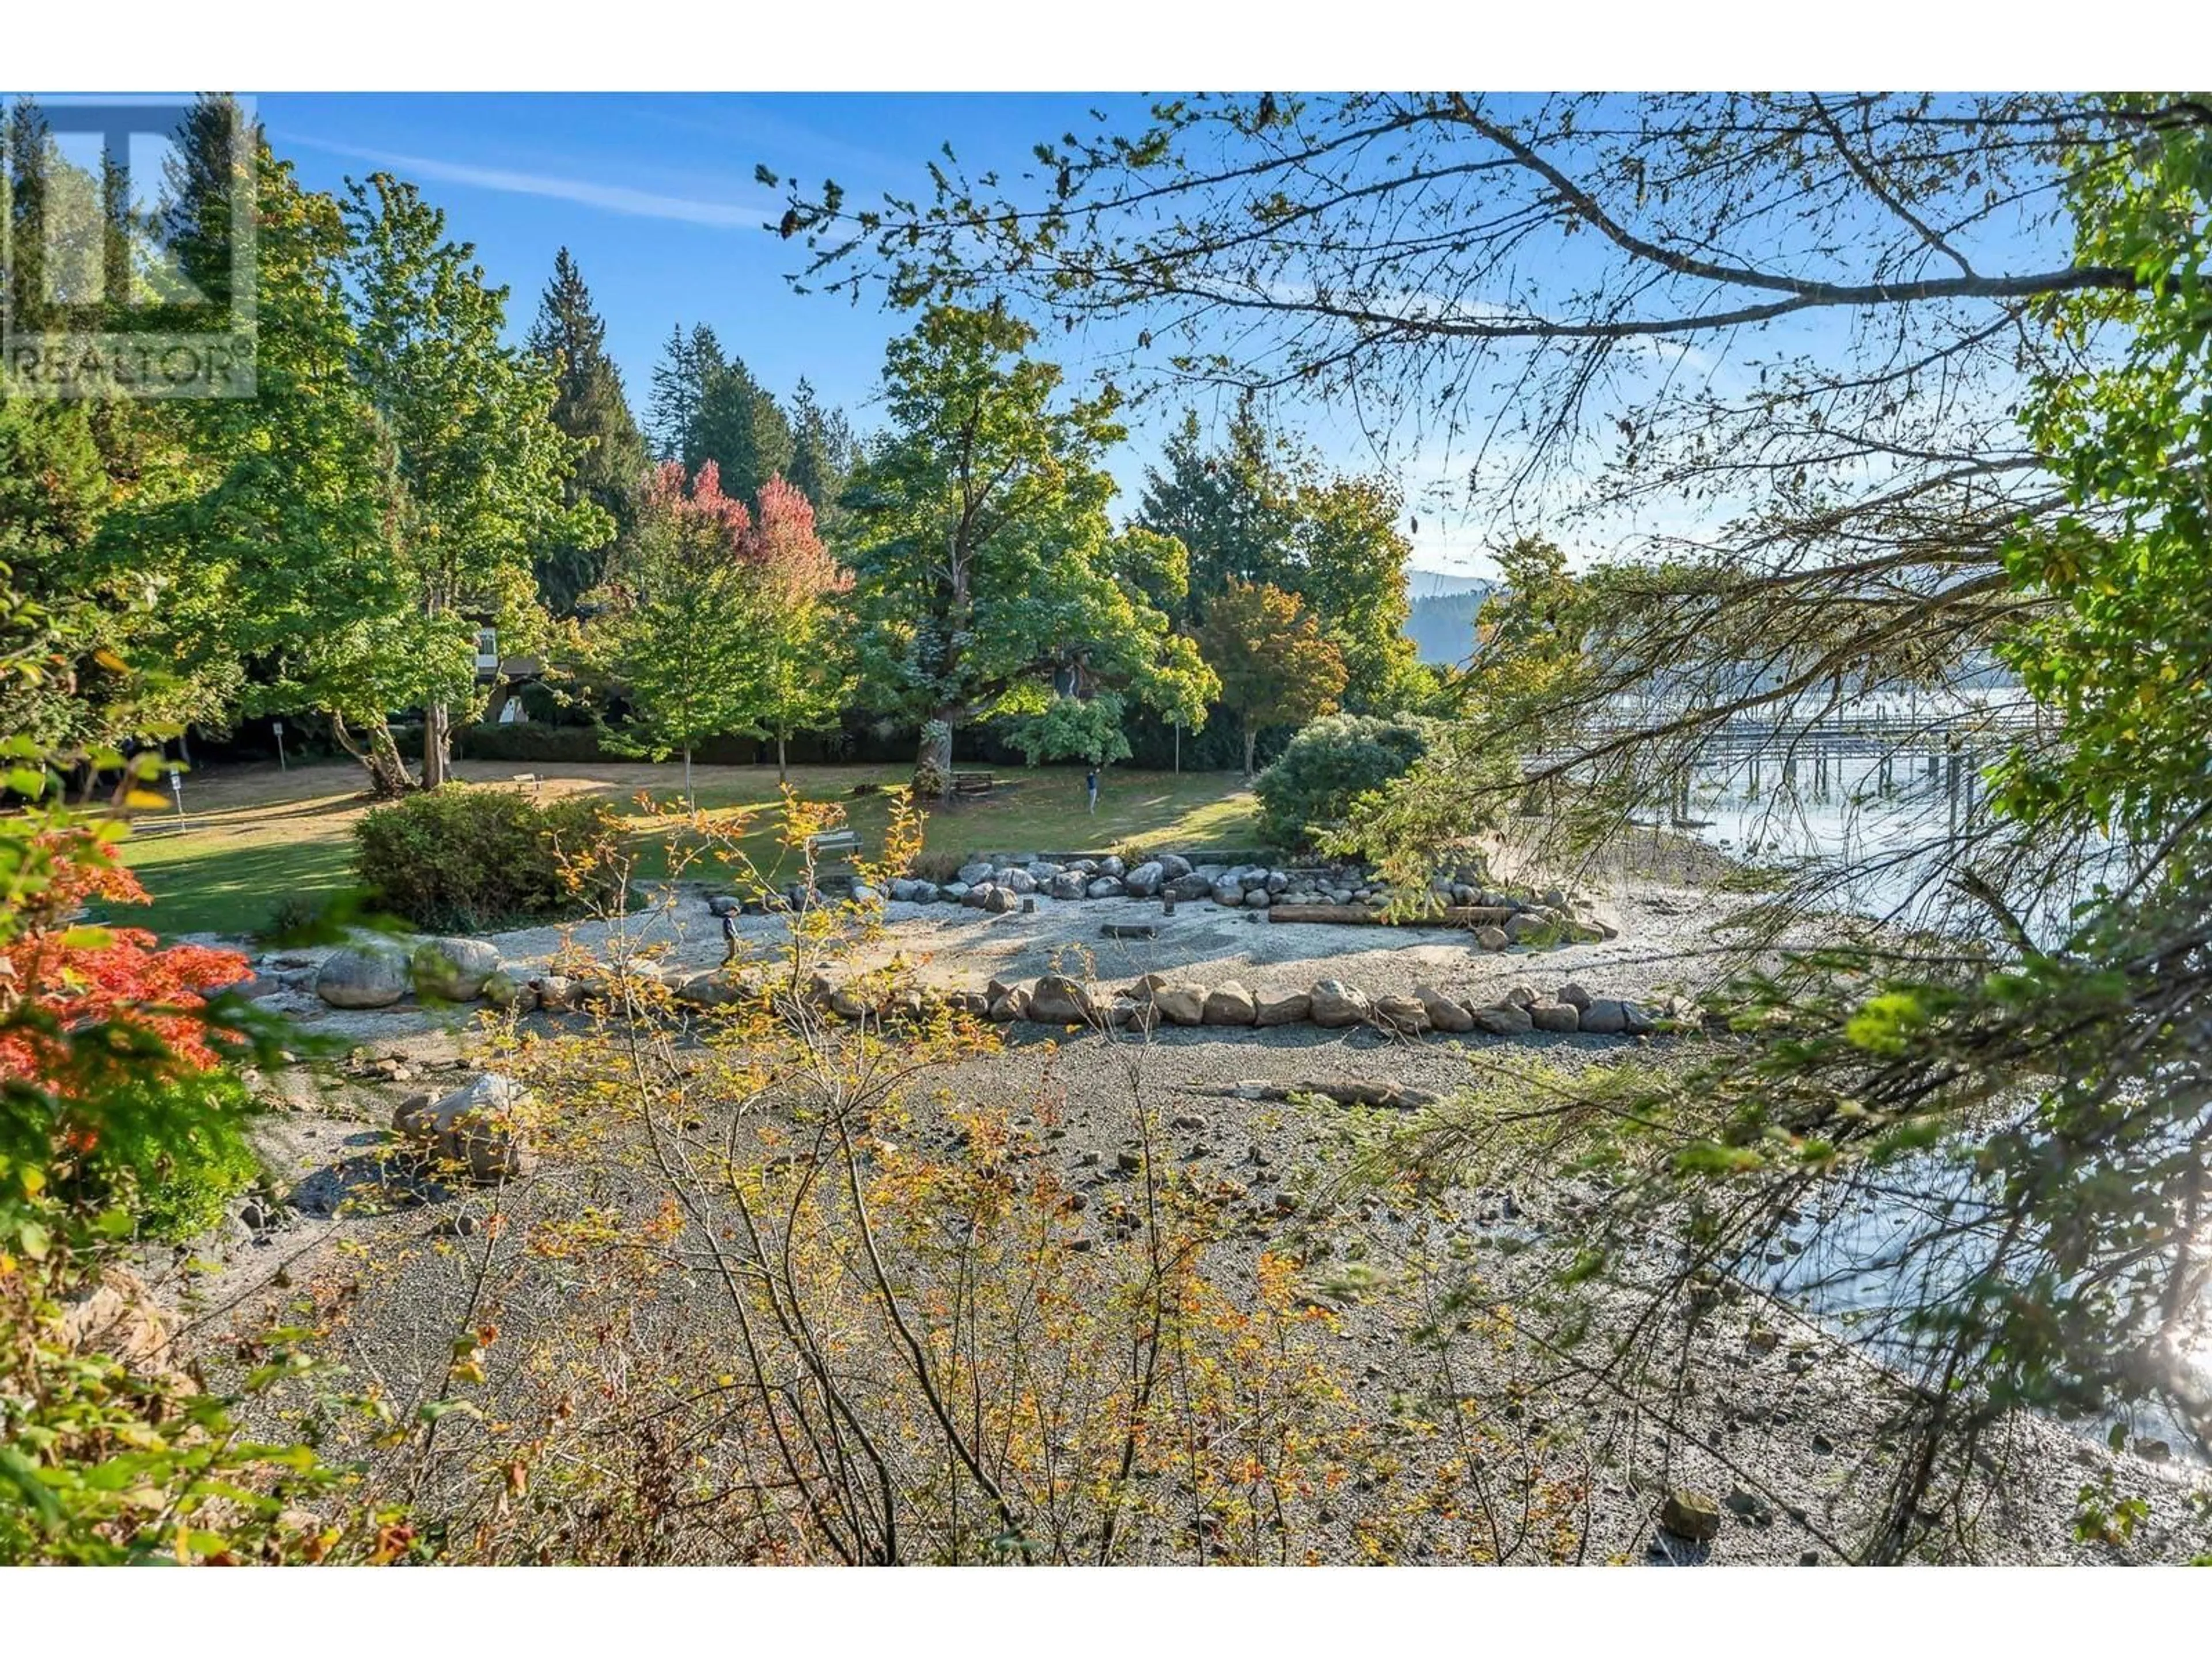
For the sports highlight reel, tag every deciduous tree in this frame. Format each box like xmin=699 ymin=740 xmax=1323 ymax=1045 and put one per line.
xmin=841 ymin=304 xmax=1212 ymax=793
xmin=342 ymin=173 xmax=607 ymax=788
xmin=1194 ymin=579 xmax=1346 ymax=779
xmin=603 ymin=461 xmax=757 ymax=805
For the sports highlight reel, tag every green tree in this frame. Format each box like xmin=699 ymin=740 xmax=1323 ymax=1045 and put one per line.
xmin=842 ymin=305 xmax=1212 ymax=794
xmin=690 ymin=355 xmax=793 ymax=506
xmin=88 ymin=135 xmax=416 ymax=790
xmin=1134 ymin=407 xmax=1298 ymax=623
xmin=646 ymin=321 xmax=723 ymax=462
xmin=1291 ymin=471 xmax=1426 ymax=714
xmin=0 ymin=404 xmax=130 ymax=752
xmin=526 ymin=248 xmax=647 ymax=616
xmin=1136 ymin=409 xmax=1424 ymax=712
xmin=785 ymin=377 xmax=860 ymax=530
xmin=603 ymin=461 xmax=757 ymax=805
xmin=1194 ymin=579 xmax=1347 ymax=779
xmin=342 ymin=173 xmax=607 ymax=789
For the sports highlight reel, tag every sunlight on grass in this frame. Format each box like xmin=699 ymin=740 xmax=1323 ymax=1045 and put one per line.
xmin=115 ymin=759 xmax=1262 ymax=937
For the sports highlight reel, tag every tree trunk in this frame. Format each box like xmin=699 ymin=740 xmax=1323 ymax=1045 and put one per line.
xmin=1243 ymin=721 xmax=1257 ymax=783
xmin=423 ymin=701 xmax=451 ymax=790
xmin=683 ymin=743 xmax=694 ymax=810
xmin=915 ymin=715 xmax=955 ymax=800
xmin=332 ymin=711 xmax=416 ymax=797
xmin=777 ymin=731 xmax=788 ymax=785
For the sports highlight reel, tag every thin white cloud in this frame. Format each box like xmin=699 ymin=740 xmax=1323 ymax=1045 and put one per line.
xmin=282 ymin=134 xmax=775 ymax=230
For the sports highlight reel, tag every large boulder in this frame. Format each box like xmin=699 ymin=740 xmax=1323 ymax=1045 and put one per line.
xmin=1123 ymin=861 xmax=1165 ymax=898
xmin=1157 ymin=853 xmax=1193 ymax=880
xmin=983 ymin=885 xmax=1019 ymax=914
xmin=533 ymin=974 xmax=578 ymax=1012
xmin=1310 ymin=980 xmax=1373 ymax=1028
xmin=1202 ymin=981 xmax=1258 ymax=1026
xmin=1096 ymin=854 xmax=1126 ymax=878
xmin=1504 ymin=912 xmax=1552 ymax=944
xmin=1555 ymin=982 xmax=1594 ymax=1012
xmin=1244 ymin=888 xmax=1272 ymax=908
xmin=1659 ymin=1488 xmax=1723 ymax=1543
xmin=1473 ymin=926 xmax=1510 ymax=951
xmin=987 ymin=988 xmax=1031 ymax=1022
xmin=1086 ymin=876 xmax=1126 ymax=900
xmin=1580 ymin=998 xmax=1628 ymax=1035
xmin=1211 ymin=879 xmax=1245 ymax=907
xmin=1254 ymin=988 xmax=1312 ymax=1027
xmin=394 ymin=1073 xmax=536 ymax=1183
xmin=674 ymin=969 xmax=759 ymax=1009
xmin=1529 ymin=1001 xmax=1581 ymax=1033
xmin=1164 ymin=872 xmax=1215 ymax=903
xmin=1000 ymin=866 xmax=1037 ymax=895
xmin=316 ymin=946 xmax=411 ymax=1009
xmin=1371 ymin=993 xmax=1427 ymax=1035
xmin=1470 ymin=1001 xmax=1534 ymax=1035
xmin=1153 ymin=983 xmax=1207 ymax=1025
xmin=1028 ymin=974 xmax=1096 ymax=1026
xmin=957 ymin=861 xmax=995 ymax=887
xmin=1049 ymin=872 xmax=1089 ymax=901
xmin=1415 ymin=985 xmax=1476 ymax=1033
xmin=411 ymin=942 xmax=502 ymax=1009
xmin=1581 ymin=998 xmax=1654 ymax=1035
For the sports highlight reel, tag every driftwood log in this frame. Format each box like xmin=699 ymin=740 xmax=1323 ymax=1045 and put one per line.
xmin=1266 ymin=904 xmax=1518 ymax=927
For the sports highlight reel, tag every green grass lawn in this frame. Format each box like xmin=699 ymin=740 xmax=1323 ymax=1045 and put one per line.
xmin=114 ymin=757 xmax=1262 ymax=938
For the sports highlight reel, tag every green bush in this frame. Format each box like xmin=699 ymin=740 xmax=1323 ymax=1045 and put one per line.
xmin=79 ymin=1073 xmax=262 ymax=1241
xmin=1255 ymin=714 xmax=1434 ymax=852
xmin=354 ymin=785 xmax=626 ymax=932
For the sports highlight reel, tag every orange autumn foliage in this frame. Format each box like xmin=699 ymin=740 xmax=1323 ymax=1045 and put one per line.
xmin=0 ymin=828 xmax=249 ymax=1094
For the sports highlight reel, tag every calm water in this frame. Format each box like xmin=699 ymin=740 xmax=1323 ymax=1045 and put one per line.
xmin=1624 ymin=713 xmax=2203 ymax=1460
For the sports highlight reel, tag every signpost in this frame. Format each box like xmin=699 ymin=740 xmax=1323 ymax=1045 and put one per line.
xmin=272 ymin=717 xmax=287 ymax=772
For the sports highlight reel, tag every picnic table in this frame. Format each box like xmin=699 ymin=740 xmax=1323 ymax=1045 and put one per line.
xmin=949 ymin=771 xmax=998 ymax=799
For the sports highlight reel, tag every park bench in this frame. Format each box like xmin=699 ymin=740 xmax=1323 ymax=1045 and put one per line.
xmin=806 ymin=828 xmax=863 ymax=888
xmin=949 ymin=771 xmax=998 ymax=799
xmin=510 ymin=772 xmax=542 ymax=798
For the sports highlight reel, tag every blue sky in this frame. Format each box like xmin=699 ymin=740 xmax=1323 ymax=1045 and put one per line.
xmin=256 ymin=92 xmax=1539 ymax=589
xmin=266 ymin=99 xmax=1232 ymax=511
xmin=264 ymin=93 xmax=1133 ymax=421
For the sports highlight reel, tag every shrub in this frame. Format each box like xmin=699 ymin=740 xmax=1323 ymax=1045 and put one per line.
xmin=1255 ymin=714 xmax=1434 ymax=852
xmin=78 ymin=1073 xmax=262 ymax=1241
xmin=354 ymin=786 xmax=626 ymax=932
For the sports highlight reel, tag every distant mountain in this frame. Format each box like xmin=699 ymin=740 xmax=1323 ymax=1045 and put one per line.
xmin=1404 ymin=580 xmax=1494 ymax=665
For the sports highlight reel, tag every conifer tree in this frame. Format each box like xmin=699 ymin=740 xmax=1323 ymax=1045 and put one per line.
xmin=527 ymin=248 xmax=647 ymax=614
